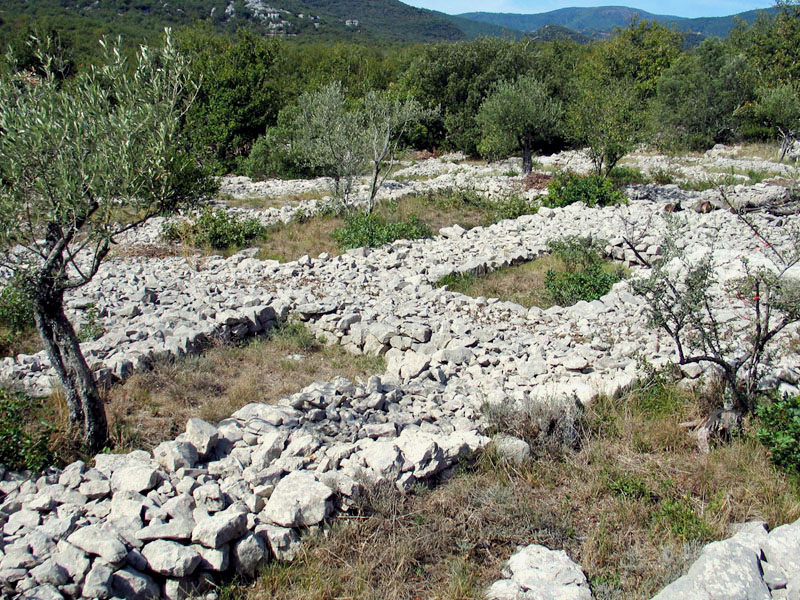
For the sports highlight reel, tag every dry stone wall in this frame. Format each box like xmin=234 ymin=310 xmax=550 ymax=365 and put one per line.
xmin=1 ymin=149 xmax=799 ymax=599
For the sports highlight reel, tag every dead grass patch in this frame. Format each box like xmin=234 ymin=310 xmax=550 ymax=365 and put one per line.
xmin=522 ymin=172 xmax=553 ymax=190
xmin=440 ymin=254 xmax=563 ymax=309
xmin=229 ymin=377 xmax=800 ymax=600
xmin=253 ymin=190 xmax=502 ymax=263
xmin=103 ymin=322 xmax=384 ymax=452
xmin=111 ymin=244 xmax=185 ymax=260
xmin=372 ymin=192 xmax=494 ymax=232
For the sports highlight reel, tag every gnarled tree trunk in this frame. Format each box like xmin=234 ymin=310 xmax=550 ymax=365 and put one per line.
xmin=521 ymin=138 xmax=533 ymax=176
xmin=32 ymin=284 xmax=107 ymax=454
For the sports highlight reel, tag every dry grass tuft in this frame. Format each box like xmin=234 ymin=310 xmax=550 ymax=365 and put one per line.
xmin=103 ymin=322 xmax=384 ymax=452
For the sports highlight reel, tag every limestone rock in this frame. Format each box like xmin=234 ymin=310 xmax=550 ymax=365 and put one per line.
xmin=142 ymin=539 xmax=202 ymax=577
xmin=262 ymin=471 xmax=334 ymax=528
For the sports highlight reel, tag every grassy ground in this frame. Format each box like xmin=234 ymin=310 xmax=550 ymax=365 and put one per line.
xmin=103 ymin=321 xmax=383 ymax=452
xmin=437 ymin=254 xmax=622 ymax=310
xmin=252 ymin=189 xmax=523 ymax=263
xmin=224 ymin=376 xmax=800 ymax=600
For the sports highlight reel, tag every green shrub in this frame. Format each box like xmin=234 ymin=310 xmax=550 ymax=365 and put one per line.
xmin=0 ymin=274 xmax=34 ymax=335
xmin=544 ymin=266 xmax=620 ymax=305
xmin=547 ymin=236 xmax=606 ymax=271
xmin=492 ymin=193 xmax=538 ymax=221
xmin=544 ymin=172 xmax=625 ymax=208
xmin=756 ymin=393 xmax=800 ymax=473
xmin=544 ymin=236 xmax=621 ymax=305
xmin=608 ymin=166 xmax=647 ymax=186
xmin=331 ymin=214 xmax=432 ymax=249
xmin=0 ymin=388 xmax=55 ymax=472
xmin=427 ymin=188 xmax=490 ymax=211
xmin=651 ymin=168 xmax=676 ymax=185
xmin=244 ymin=130 xmax=310 ymax=180
xmin=607 ymin=473 xmax=654 ymax=500
xmin=436 ymin=272 xmax=477 ymax=294
xmin=163 ymin=207 xmax=268 ymax=250
xmin=656 ymin=496 xmax=714 ymax=542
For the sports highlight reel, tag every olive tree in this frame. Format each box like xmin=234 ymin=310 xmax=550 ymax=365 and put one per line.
xmin=625 ymin=209 xmax=800 ymax=443
xmin=0 ymin=32 xmax=216 ymax=452
xmin=295 ymin=82 xmax=433 ymax=214
xmin=361 ymin=89 xmax=434 ymax=214
xmin=568 ymin=76 xmax=643 ymax=177
xmin=295 ymin=82 xmax=366 ymax=211
xmin=477 ymin=75 xmax=564 ymax=175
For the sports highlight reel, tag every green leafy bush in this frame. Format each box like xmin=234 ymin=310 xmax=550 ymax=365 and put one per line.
xmin=544 ymin=172 xmax=625 ymax=208
xmin=78 ymin=304 xmax=105 ymax=342
xmin=656 ymin=496 xmax=714 ymax=542
xmin=547 ymin=236 xmax=606 ymax=270
xmin=651 ymin=168 xmax=677 ymax=185
xmin=756 ymin=393 xmax=800 ymax=473
xmin=163 ymin=207 xmax=268 ymax=250
xmin=544 ymin=236 xmax=622 ymax=305
xmin=608 ymin=166 xmax=647 ymax=186
xmin=331 ymin=214 xmax=432 ymax=249
xmin=436 ymin=271 xmax=477 ymax=293
xmin=0 ymin=389 xmax=54 ymax=472
xmin=492 ymin=194 xmax=538 ymax=221
xmin=545 ymin=267 xmax=620 ymax=306
xmin=0 ymin=274 xmax=34 ymax=335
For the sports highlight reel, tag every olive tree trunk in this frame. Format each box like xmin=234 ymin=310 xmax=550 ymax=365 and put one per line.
xmin=32 ymin=285 xmax=107 ymax=453
xmin=521 ymin=138 xmax=533 ymax=175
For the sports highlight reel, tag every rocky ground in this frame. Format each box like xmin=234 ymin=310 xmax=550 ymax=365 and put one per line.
xmin=0 ymin=146 xmax=799 ymax=599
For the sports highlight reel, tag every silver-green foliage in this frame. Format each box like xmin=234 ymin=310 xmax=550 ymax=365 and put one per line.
xmin=0 ymin=31 xmax=215 ymax=452
xmin=293 ymin=82 xmax=434 ymax=214
xmin=476 ymin=75 xmax=563 ymax=175
xmin=569 ymin=77 xmax=642 ymax=177
xmin=629 ymin=213 xmax=800 ymax=418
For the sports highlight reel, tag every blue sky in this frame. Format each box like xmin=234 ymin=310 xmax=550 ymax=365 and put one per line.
xmin=403 ymin=0 xmax=776 ymax=18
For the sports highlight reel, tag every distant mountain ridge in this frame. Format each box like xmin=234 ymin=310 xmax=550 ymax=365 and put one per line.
xmin=458 ymin=5 xmax=777 ymax=38
xmin=0 ymin=0 xmax=520 ymax=44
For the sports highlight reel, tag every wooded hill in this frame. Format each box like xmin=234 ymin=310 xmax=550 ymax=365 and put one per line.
xmin=0 ymin=0 xmax=518 ymax=45
xmin=458 ymin=5 xmax=777 ymax=39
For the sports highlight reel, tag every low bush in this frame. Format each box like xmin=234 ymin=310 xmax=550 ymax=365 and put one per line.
xmin=544 ymin=236 xmax=622 ymax=305
xmin=544 ymin=267 xmax=620 ymax=306
xmin=608 ymin=165 xmax=648 ymax=186
xmin=0 ymin=274 xmax=34 ymax=335
xmin=651 ymin=168 xmax=677 ymax=185
xmin=0 ymin=274 xmax=39 ymax=357
xmin=0 ymin=388 xmax=55 ymax=472
xmin=483 ymin=397 xmax=584 ymax=458
xmin=547 ymin=236 xmax=606 ymax=271
xmin=544 ymin=171 xmax=625 ymax=208
xmin=78 ymin=304 xmax=105 ymax=342
xmin=756 ymin=393 xmax=800 ymax=474
xmin=163 ymin=207 xmax=268 ymax=250
xmin=492 ymin=193 xmax=538 ymax=221
xmin=331 ymin=213 xmax=432 ymax=249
